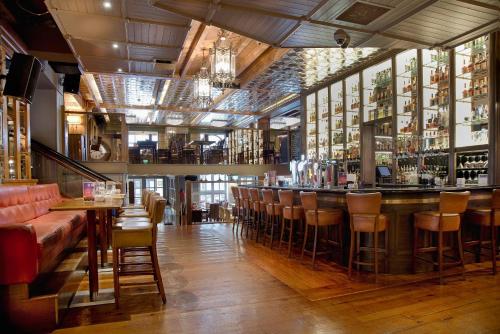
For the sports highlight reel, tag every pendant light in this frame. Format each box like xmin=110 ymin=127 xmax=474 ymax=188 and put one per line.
xmin=210 ymin=29 xmax=236 ymax=87
xmin=193 ymin=48 xmax=213 ymax=109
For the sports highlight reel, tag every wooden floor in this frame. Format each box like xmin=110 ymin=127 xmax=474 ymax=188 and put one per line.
xmin=54 ymin=223 xmax=500 ymax=333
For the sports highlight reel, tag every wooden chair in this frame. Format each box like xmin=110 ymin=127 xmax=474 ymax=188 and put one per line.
xmin=413 ymin=191 xmax=470 ymax=284
xmin=249 ymin=188 xmax=265 ymax=242
xmin=464 ymin=189 xmax=500 ymax=275
xmin=262 ymin=189 xmax=282 ymax=248
xmin=112 ymin=196 xmax=167 ymax=307
xmin=278 ymin=190 xmax=304 ymax=258
xmin=300 ymin=191 xmax=343 ymax=268
xmin=346 ymin=192 xmax=389 ymax=281
xmin=238 ymin=187 xmax=252 ymax=237
xmin=230 ymin=186 xmax=240 ymax=232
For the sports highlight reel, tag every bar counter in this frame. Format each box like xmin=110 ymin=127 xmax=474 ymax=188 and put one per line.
xmin=248 ymin=184 xmax=497 ymax=274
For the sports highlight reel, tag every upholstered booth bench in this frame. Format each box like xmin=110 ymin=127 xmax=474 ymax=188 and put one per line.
xmin=0 ymin=184 xmax=87 ymax=332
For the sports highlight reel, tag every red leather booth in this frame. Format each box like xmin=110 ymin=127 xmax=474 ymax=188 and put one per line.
xmin=0 ymin=184 xmax=86 ymax=285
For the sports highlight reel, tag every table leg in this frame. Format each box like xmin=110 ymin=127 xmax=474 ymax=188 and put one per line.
xmin=87 ymin=209 xmax=98 ymax=300
xmin=106 ymin=209 xmax=113 ymax=252
xmin=98 ymin=210 xmax=108 ymax=267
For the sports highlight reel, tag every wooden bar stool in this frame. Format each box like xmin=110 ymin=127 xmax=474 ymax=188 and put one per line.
xmin=238 ymin=187 xmax=252 ymax=237
xmin=249 ymin=188 xmax=265 ymax=242
xmin=300 ymin=191 xmax=343 ymax=268
xmin=464 ymin=189 xmax=500 ymax=274
xmin=346 ymin=192 xmax=389 ymax=281
xmin=262 ymin=189 xmax=283 ymax=248
xmin=278 ymin=190 xmax=304 ymax=258
xmin=230 ymin=186 xmax=241 ymax=232
xmin=413 ymin=191 xmax=470 ymax=284
xmin=112 ymin=196 xmax=167 ymax=307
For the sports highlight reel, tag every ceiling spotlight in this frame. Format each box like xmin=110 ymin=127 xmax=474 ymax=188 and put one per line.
xmin=112 ymin=43 xmax=119 ymax=49
xmin=117 ymin=68 xmax=123 ymax=72
xmin=103 ymin=1 xmax=112 ymax=9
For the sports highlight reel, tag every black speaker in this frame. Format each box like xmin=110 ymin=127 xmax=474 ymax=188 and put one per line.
xmin=4 ymin=53 xmax=42 ymax=104
xmin=63 ymin=74 xmax=80 ymax=94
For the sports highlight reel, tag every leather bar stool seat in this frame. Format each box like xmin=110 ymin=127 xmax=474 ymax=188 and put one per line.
xmin=304 ymin=208 xmax=343 ymax=226
xmin=283 ymin=205 xmax=305 ymax=220
xmin=467 ymin=208 xmax=500 ymax=226
xmin=112 ymin=197 xmax=167 ymax=307
xmin=413 ymin=191 xmax=470 ymax=284
xmin=266 ymin=203 xmax=283 ymax=216
xmin=262 ymin=189 xmax=282 ymax=248
xmin=253 ymin=200 xmax=266 ymax=212
xmin=464 ymin=189 xmax=500 ymax=274
xmin=414 ymin=212 xmax=461 ymax=232
xmin=346 ymin=192 xmax=389 ymax=281
xmin=351 ymin=213 xmax=389 ymax=232
xmin=301 ymin=192 xmax=344 ymax=268
xmin=279 ymin=190 xmax=304 ymax=258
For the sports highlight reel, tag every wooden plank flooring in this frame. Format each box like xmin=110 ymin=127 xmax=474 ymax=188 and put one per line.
xmin=54 ymin=223 xmax=500 ymax=333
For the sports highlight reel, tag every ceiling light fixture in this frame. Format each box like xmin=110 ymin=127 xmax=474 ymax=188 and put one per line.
xmin=112 ymin=43 xmax=119 ymax=49
xmin=103 ymin=1 xmax=112 ymax=9
xmin=210 ymin=29 xmax=236 ymax=87
xmin=117 ymin=68 xmax=123 ymax=72
xmin=193 ymin=48 xmax=212 ymax=109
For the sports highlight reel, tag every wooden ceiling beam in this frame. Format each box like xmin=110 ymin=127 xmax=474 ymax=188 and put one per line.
xmin=178 ymin=23 xmax=206 ymax=78
xmin=101 ymin=103 xmax=258 ymax=116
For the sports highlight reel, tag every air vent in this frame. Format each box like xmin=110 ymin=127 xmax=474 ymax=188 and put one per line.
xmin=336 ymin=2 xmax=390 ymax=25
xmin=154 ymin=59 xmax=176 ymax=72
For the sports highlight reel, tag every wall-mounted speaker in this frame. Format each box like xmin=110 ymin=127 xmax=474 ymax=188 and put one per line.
xmin=4 ymin=53 xmax=42 ymax=104
xmin=63 ymin=74 xmax=80 ymax=94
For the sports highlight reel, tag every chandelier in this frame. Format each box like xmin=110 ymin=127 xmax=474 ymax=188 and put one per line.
xmin=193 ymin=48 xmax=213 ymax=109
xmin=210 ymin=29 xmax=236 ymax=87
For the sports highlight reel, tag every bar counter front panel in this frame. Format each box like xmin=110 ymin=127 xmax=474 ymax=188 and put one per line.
xmin=250 ymin=185 xmax=494 ymax=274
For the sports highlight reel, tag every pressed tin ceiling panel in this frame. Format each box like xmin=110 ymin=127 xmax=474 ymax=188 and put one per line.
xmin=336 ymin=2 xmax=391 ymax=25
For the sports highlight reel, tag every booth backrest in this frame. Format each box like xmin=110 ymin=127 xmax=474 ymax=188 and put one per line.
xmin=0 ymin=186 xmax=36 ymax=225
xmin=0 ymin=184 xmax=63 ymax=225
xmin=28 ymin=184 xmax=62 ymax=217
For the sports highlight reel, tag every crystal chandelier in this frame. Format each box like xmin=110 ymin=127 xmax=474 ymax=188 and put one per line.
xmin=210 ymin=29 xmax=236 ymax=87
xmin=193 ymin=48 xmax=212 ymax=109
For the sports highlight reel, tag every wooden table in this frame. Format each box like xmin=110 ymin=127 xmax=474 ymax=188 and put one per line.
xmin=50 ymin=198 xmax=123 ymax=300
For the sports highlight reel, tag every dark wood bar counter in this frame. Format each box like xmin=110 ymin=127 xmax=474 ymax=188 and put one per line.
xmin=248 ymin=185 xmax=496 ymax=274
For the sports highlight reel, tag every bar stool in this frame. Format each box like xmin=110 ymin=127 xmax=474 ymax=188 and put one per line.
xmin=238 ymin=187 xmax=252 ymax=237
xmin=413 ymin=191 xmax=470 ymax=284
xmin=346 ymin=192 xmax=389 ymax=281
xmin=300 ymin=191 xmax=343 ymax=268
xmin=464 ymin=189 xmax=500 ymax=274
xmin=262 ymin=189 xmax=282 ymax=248
xmin=230 ymin=186 xmax=240 ymax=232
xmin=112 ymin=196 xmax=167 ymax=307
xmin=249 ymin=188 xmax=265 ymax=242
xmin=278 ymin=190 xmax=304 ymax=258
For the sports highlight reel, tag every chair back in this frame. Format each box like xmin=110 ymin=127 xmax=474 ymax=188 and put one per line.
xmin=346 ymin=192 xmax=382 ymax=215
xmin=249 ymin=188 xmax=260 ymax=202
xmin=492 ymin=189 xmax=500 ymax=209
xmin=278 ymin=190 xmax=294 ymax=207
xmin=141 ymin=188 xmax=149 ymax=206
xmin=439 ymin=191 xmax=470 ymax=214
xmin=151 ymin=197 xmax=167 ymax=225
xmin=300 ymin=192 xmax=317 ymax=211
xmin=262 ymin=189 xmax=273 ymax=204
xmin=239 ymin=187 xmax=249 ymax=200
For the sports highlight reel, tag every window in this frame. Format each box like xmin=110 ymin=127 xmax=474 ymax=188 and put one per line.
xmin=197 ymin=174 xmax=228 ymax=206
xmin=129 ymin=131 xmax=158 ymax=147
xmin=145 ymin=178 xmax=164 ymax=197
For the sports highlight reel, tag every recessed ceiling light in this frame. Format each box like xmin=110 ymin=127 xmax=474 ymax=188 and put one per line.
xmin=103 ymin=1 xmax=112 ymax=9
xmin=112 ymin=43 xmax=119 ymax=49
xmin=117 ymin=68 xmax=123 ymax=72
